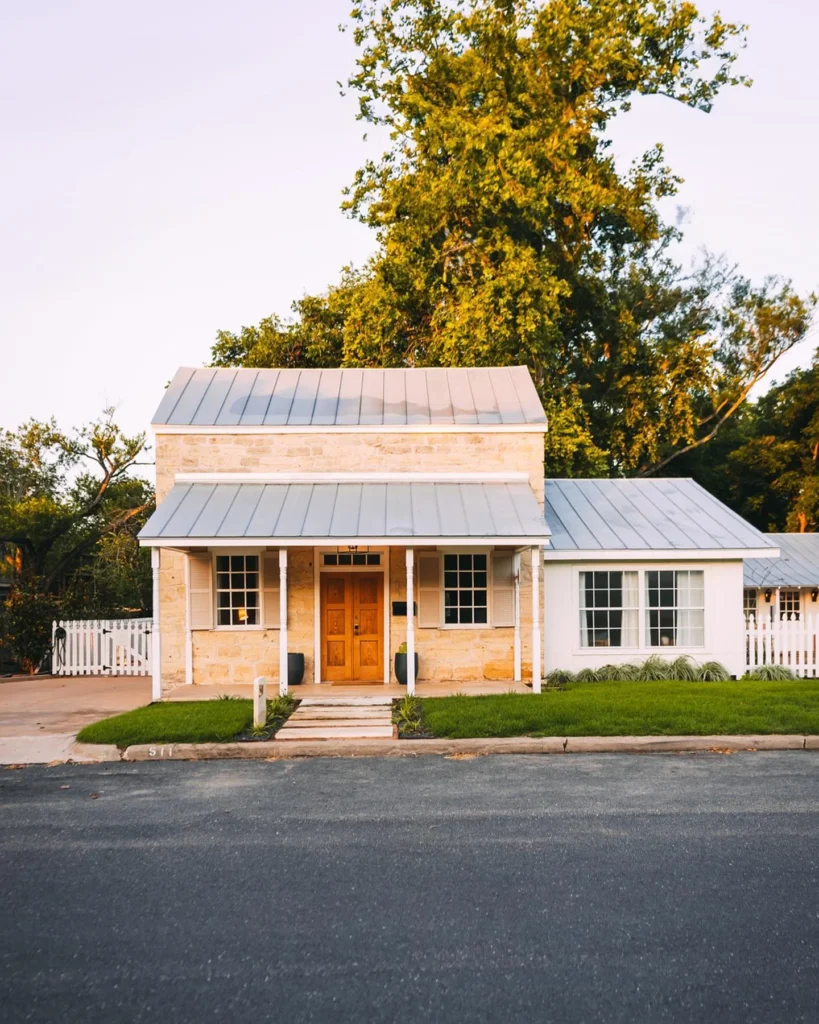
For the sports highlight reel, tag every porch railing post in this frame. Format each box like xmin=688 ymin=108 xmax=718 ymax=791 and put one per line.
xmin=151 ymin=549 xmax=162 ymax=701
xmin=513 ymin=551 xmax=521 ymax=681
xmin=279 ymin=549 xmax=288 ymax=697
xmin=531 ymin=546 xmax=541 ymax=694
xmin=184 ymin=553 xmax=193 ymax=686
xmin=406 ymin=548 xmax=415 ymax=696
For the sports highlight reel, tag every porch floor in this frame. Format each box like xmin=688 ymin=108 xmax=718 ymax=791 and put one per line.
xmin=164 ymin=679 xmax=533 ymax=701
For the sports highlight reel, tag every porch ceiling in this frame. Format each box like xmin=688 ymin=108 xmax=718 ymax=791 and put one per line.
xmin=139 ymin=480 xmax=550 ymax=546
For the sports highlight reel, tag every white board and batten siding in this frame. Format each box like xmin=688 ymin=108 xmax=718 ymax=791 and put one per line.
xmin=745 ymin=612 xmax=819 ymax=678
xmin=52 ymin=618 xmax=153 ymax=676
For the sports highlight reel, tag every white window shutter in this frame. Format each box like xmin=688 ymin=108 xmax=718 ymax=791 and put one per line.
xmin=417 ymin=552 xmax=440 ymax=628
xmin=262 ymin=552 xmax=280 ymax=628
xmin=189 ymin=553 xmax=214 ymax=630
xmin=492 ymin=551 xmax=515 ymax=627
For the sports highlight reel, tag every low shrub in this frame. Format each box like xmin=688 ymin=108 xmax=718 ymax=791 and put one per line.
xmin=575 ymin=668 xmax=599 ymax=683
xmin=546 ymin=656 xmax=732 ymax=684
xmin=745 ymin=664 xmax=796 ymax=681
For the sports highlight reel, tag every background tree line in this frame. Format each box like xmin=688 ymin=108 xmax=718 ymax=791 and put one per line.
xmin=0 ymin=412 xmax=153 ymax=673
xmin=210 ymin=0 xmax=817 ymax=530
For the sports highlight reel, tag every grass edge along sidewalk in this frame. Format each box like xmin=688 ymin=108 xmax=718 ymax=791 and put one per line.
xmin=73 ymin=679 xmax=819 ymax=750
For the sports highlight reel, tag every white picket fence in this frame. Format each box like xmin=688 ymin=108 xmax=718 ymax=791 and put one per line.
xmin=745 ymin=613 xmax=819 ymax=678
xmin=52 ymin=618 xmax=153 ymax=676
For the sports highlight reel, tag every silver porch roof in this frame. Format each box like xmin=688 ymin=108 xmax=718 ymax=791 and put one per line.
xmin=140 ymin=481 xmax=550 ymax=543
xmin=744 ymin=533 xmax=819 ymax=587
xmin=544 ymin=478 xmax=778 ymax=555
xmin=151 ymin=366 xmax=546 ymax=427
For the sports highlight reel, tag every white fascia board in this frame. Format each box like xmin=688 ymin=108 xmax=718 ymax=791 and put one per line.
xmin=174 ymin=471 xmax=532 ymax=484
xmin=543 ymin=547 xmax=780 ymax=562
xmin=140 ymin=536 xmax=550 ymax=548
xmin=153 ymin=423 xmax=548 ymax=435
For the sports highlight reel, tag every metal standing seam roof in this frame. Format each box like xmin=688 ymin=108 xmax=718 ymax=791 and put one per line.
xmin=139 ymin=482 xmax=551 ymax=543
xmin=544 ymin=478 xmax=778 ymax=554
xmin=744 ymin=533 xmax=819 ymax=587
xmin=151 ymin=366 xmax=547 ymax=427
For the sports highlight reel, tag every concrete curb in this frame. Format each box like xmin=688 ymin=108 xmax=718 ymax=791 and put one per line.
xmin=69 ymin=742 xmax=122 ymax=763
xmin=116 ymin=734 xmax=818 ymax=762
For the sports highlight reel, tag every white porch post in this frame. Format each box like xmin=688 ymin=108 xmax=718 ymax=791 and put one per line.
xmin=531 ymin=546 xmax=541 ymax=693
xmin=151 ymin=549 xmax=162 ymax=701
xmin=406 ymin=548 xmax=415 ymax=696
xmin=513 ymin=551 xmax=522 ymax=681
xmin=279 ymin=549 xmax=288 ymax=697
xmin=184 ymin=553 xmax=193 ymax=686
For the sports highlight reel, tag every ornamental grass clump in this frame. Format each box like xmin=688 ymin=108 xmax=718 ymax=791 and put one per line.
xmin=575 ymin=667 xmax=599 ymax=683
xmin=697 ymin=661 xmax=731 ymax=681
xmin=545 ymin=668 xmax=575 ymax=688
xmin=669 ymin=656 xmax=699 ymax=681
xmin=745 ymin=664 xmax=796 ymax=681
xmin=637 ymin=655 xmax=670 ymax=681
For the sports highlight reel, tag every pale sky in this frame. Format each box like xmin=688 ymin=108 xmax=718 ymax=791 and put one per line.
xmin=2 ymin=0 xmax=818 ymax=448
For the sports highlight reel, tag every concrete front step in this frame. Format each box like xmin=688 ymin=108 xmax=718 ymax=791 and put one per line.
xmin=276 ymin=725 xmax=398 ymax=740
xmin=297 ymin=697 xmax=393 ymax=707
xmin=291 ymin=708 xmax=392 ymax=720
xmin=283 ymin=718 xmax=392 ymax=729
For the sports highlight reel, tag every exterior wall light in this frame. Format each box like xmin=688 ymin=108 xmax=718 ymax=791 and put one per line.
xmin=812 ymin=588 xmax=818 ymax=602
xmin=764 ymin=589 xmax=773 ymax=603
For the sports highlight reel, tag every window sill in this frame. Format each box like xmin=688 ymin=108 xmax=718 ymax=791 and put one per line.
xmin=211 ymin=625 xmax=277 ymax=632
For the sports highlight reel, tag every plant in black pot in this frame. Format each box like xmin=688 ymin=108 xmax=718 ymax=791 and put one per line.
xmin=394 ymin=642 xmax=419 ymax=686
xmin=288 ymin=652 xmax=305 ymax=686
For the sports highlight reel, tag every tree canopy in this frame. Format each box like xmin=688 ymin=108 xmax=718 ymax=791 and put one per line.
xmin=211 ymin=0 xmax=815 ymax=486
xmin=0 ymin=411 xmax=154 ymax=671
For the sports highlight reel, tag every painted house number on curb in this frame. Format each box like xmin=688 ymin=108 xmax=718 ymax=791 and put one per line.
xmin=148 ymin=746 xmax=175 ymax=758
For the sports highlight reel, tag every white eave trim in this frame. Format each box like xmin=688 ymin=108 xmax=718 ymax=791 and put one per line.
xmin=174 ymin=471 xmax=533 ymax=484
xmin=140 ymin=536 xmax=551 ymax=549
xmin=153 ymin=423 xmax=548 ymax=435
xmin=543 ymin=547 xmax=780 ymax=562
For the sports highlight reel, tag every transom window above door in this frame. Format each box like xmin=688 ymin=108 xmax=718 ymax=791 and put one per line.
xmin=323 ymin=552 xmax=381 ymax=566
xmin=215 ymin=554 xmax=259 ymax=626
xmin=443 ymin=553 xmax=488 ymax=625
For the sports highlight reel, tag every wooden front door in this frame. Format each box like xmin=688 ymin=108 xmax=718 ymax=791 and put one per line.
xmin=320 ymin=572 xmax=383 ymax=683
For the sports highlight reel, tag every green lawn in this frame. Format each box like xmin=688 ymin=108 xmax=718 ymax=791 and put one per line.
xmin=421 ymin=679 xmax=819 ymax=738
xmin=77 ymin=700 xmax=253 ymax=748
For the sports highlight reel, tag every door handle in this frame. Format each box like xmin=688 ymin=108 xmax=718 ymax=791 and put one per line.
xmin=354 ymin=621 xmax=359 ymax=635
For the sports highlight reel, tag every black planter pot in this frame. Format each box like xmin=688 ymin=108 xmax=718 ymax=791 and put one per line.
xmin=394 ymin=652 xmax=419 ymax=686
xmin=288 ymin=652 xmax=305 ymax=686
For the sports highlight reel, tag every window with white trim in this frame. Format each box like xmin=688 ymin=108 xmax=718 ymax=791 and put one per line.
xmin=779 ymin=589 xmax=801 ymax=621
xmin=743 ymin=588 xmax=758 ymax=626
xmin=579 ymin=571 xmax=638 ymax=647
xmin=215 ymin=554 xmax=260 ymax=626
xmin=645 ymin=570 xmax=704 ymax=647
xmin=443 ymin=552 xmax=488 ymax=625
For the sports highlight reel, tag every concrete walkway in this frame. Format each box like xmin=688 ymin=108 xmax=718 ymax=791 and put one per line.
xmin=0 ymin=674 xmax=151 ymax=764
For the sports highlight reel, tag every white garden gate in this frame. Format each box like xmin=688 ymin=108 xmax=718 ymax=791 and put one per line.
xmin=745 ymin=613 xmax=819 ymax=678
xmin=52 ymin=618 xmax=153 ymax=676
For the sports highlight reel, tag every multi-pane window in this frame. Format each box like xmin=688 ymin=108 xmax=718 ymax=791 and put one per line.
xmin=323 ymin=552 xmax=381 ymax=566
xmin=779 ymin=589 xmax=801 ymax=621
xmin=443 ymin=553 xmax=488 ymax=625
xmin=215 ymin=554 xmax=259 ymax=626
xmin=744 ymin=588 xmax=758 ymax=626
xmin=579 ymin=571 xmax=639 ymax=647
xmin=646 ymin=570 xmax=704 ymax=647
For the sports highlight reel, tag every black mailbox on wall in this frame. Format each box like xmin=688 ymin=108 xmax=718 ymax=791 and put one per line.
xmin=392 ymin=601 xmax=417 ymax=617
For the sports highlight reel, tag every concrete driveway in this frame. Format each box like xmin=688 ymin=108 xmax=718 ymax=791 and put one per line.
xmin=0 ymin=674 xmax=151 ymax=764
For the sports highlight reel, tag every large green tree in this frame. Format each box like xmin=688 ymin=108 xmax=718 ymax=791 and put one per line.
xmin=675 ymin=348 xmax=819 ymax=532
xmin=0 ymin=411 xmax=154 ymax=671
xmin=212 ymin=0 xmax=815 ymax=477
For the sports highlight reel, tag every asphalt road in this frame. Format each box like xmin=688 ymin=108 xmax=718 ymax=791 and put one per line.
xmin=2 ymin=754 xmax=819 ymax=1023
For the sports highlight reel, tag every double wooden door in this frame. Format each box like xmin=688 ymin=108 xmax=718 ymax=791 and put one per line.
xmin=320 ymin=572 xmax=383 ymax=683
